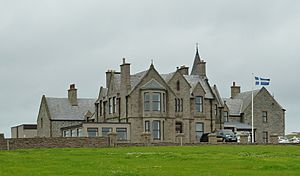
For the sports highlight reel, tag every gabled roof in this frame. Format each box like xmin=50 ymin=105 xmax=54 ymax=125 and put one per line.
xmin=45 ymin=97 xmax=96 ymax=121
xmin=211 ymin=85 xmax=224 ymax=107
xmin=183 ymin=75 xmax=214 ymax=99
xmin=223 ymin=89 xmax=260 ymax=116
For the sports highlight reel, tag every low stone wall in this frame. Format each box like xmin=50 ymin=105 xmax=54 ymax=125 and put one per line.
xmin=0 ymin=137 xmax=108 ymax=150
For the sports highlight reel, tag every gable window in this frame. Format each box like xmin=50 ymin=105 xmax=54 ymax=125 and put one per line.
xmin=263 ymin=131 xmax=268 ymax=143
xmin=145 ymin=121 xmax=150 ymax=132
xmin=262 ymin=111 xmax=268 ymax=123
xmin=175 ymin=122 xmax=183 ymax=133
xmin=109 ymin=98 xmax=113 ymax=114
xmin=144 ymin=92 xmax=163 ymax=112
xmin=152 ymin=120 xmax=161 ymax=140
xmin=102 ymin=127 xmax=112 ymax=137
xmin=214 ymin=104 xmax=218 ymax=115
xmin=99 ymin=100 xmax=102 ymax=116
xmin=113 ymin=97 xmax=117 ymax=113
xmin=176 ymin=80 xmax=180 ymax=91
xmin=175 ymin=98 xmax=183 ymax=112
xmin=87 ymin=128 xmax=98 ymax=137
xmin=116 ymin=128 xmax=127 ymax=140
xmin=195 ymin=96 xmax=203 ymax=112
xmin=224 ymin=111 xmax=229 ymax=122
xmin=195 ymin=122 xmax=204 ymax=140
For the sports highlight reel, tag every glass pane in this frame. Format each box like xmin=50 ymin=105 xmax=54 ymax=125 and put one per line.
xmin=102 ymin=127 xmax=112 ymax=137
xmin=153 ymin=121 xmax=160 ymax=130
xmin=152 ymin=102 xmax=160 ymax=111
xmin=144 ymin=102 xmax=150 ymax=111
xmin=152 ymin=93 xmax=160 ymax=101
xmin=87 ymin=128 xmax=98 ymax=137
xmin=144 ymin=93 xmax=150 ymax=101
xmin=196 ymin=123 xmax=203 ymax=131
xmin=116 ymin=128 xmax=127 ymax=140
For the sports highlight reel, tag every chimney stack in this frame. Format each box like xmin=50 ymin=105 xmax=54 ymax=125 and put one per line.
xmin=68 ymin=84 xmax=78 ymax=106
xmin=231 ymin=82 xmax=241 ymax=98
xmin=178 ymin=65 xmax=189 ymax=75
xmin=120 ymin=58 xmax=131 ymax=94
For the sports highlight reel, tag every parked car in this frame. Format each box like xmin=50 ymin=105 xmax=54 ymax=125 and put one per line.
xmin=216 ymin=130 xmax=237 ymax=142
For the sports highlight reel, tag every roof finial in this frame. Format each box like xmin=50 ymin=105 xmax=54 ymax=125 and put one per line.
xmin=196 ymin=42 xmax=199 ymax=52
xmin=151 ymin=59 xmax=153 ymax=65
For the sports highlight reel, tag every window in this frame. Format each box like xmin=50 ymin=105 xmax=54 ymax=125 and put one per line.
xmin=181 ymin=98 xmax=183 ymax=112
xmin=87 ymin=128 xmax=98 ymax=137
xmin=175 ymin=98 xmax=183 ymax=112
xmin=63 ymin=130 xmax=67 ymax=137
xmin=263 ymin=131 xmax=268 ymax=143
xmin=77 ymin=129 xmax=82 ymax=137
xmin=175 ymin=98 xmax=178 ymax=112
xmin=113 ymin=97 xmax=117 ymax=113
xmin=71 ymin=129 xmax=76 ymax=137
xmin=195 ymin=122 xmax=204 ymax=140
xmin=145 ymin=121 xmax=150 ymax=132
xmin=214 ymin=104 xmax=218 ymax=115
xmin=195 ymin=96 xmax=203 ymax=112
xmin=176 ymin=122 xmax=183 ymax=133
xmin=262 ymin=111 xmax=268 ymax=123
xmin=144 ymin=93 xmax=150 ymax=111
xmin=223 ymin=111 xmax=229 ymax=122
xmin=152 ymin=93 xmax=161 ymax=111
xmin=152 ymin=120 xmax=161 ymax=140
xmin=64 ymin=130 xmax=71 ymax=137
xmin=144 ymin=92 xmax=162 ymax=112
xmin=102 ymin=127 xmax=112 ymax=137
xmin=116 ymin=128 xmax=127 ymax=140
xmin=109 ymin=98 xmax=113 ymax=114
xmin=99 ymin=101 xmax=102 ymax=116
xmin=163 ymin=93 xmax=166 ymax=112
xmin=176 ymin=80 xmax=180 ymax=91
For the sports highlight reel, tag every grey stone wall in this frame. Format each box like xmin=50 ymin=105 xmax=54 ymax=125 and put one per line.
xmin=0 ymin=137 xmax=108 ymax=150
xmin=37 ymin=96 xmax=51 ymax=137
xmin=243 ymin=88 xmax=285 ymax=143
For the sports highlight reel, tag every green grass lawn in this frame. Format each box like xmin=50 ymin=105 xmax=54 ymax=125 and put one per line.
xmin=0 ymin=145 xmax=300 ymax=176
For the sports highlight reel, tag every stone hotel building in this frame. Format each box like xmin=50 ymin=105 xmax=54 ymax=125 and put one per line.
xmin=33 ymin=48 xmax=285 ymax=143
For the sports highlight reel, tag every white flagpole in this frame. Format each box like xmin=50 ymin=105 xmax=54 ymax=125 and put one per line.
xmin=251 ymin=73 xmax=254 ymax=143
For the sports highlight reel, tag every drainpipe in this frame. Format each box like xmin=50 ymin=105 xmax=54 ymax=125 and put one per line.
xmin=210 ymin=100 xmax=213 ymax=132
xmin=126 ymin=96 xmax=129 ymax=123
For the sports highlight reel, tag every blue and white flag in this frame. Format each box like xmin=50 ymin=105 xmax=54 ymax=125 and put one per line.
xmin=255 ymin=77 xmax=270 ymax=86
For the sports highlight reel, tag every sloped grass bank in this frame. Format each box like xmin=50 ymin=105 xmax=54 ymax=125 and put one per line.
xmin=0 ymin=145 xmax=300 ymax=175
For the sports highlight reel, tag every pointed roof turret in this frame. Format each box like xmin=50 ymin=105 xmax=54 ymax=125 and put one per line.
xmin=191 ymin=43 xmax=202 ymax=75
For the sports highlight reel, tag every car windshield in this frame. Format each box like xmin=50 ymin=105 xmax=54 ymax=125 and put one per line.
xmin=222 ymin=131 xmax=234 ymax=136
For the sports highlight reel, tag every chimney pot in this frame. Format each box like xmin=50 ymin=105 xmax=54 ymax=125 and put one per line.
xmin=123 ymin=58 xmax=126 ymax=64
xmin=70 ymin=84 xmax=75 ymax=89
xmin=233 ymin=82 xmax=236 ymax=86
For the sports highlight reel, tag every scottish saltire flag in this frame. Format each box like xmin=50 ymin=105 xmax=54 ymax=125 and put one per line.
xmin=255 ymin=77 xmax=270 ymax=86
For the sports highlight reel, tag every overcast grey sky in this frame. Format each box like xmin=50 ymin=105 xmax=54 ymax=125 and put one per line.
xmin=1 ymin=0 xmax=299 ymax=137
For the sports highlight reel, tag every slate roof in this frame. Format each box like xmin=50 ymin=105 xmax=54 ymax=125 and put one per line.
xmin=224 ymin=122 xmax=253 ymax=130
xmin=223 ymin=89 xmax=260 ymax=116
xmin=45 ymin=97 xmax=96 ymax=121
xmin=183 ymin=75 xmax=214 ymax=99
